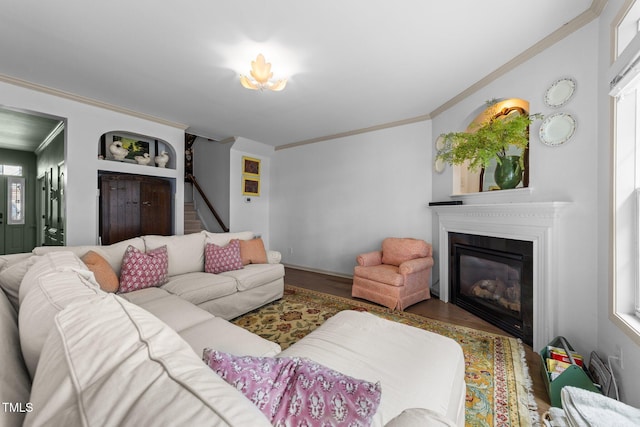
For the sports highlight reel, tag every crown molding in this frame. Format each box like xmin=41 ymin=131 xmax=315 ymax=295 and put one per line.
xmin=279 ymin=0 xmax=607 ymax=150
xmin=34 ymin=120 xmax=65 ymax=155
xmin=0 ymin=73 xmax=188 ymax=130
xmin=429 ymin=0 xmax=606 ymax=118
xmin=275 ymin=113 xmax=430 ymax=151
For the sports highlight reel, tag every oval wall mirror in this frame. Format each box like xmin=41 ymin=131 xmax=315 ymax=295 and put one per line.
xmin=539 ymin=112 xmax=576 ymax=146
xmin=544 ymin=77 xmax=576 ymax=108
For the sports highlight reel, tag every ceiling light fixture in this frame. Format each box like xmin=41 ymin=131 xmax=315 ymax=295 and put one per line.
xmin=240 ymin=54 xmax=287 ymax=92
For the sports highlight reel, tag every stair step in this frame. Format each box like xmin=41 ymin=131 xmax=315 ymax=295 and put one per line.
xmin=184 ymin=202 xmax=204 ymax=233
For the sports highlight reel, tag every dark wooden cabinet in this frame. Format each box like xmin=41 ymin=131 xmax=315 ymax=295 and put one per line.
xmin=100 ymin=174 xmax=172 ymax=245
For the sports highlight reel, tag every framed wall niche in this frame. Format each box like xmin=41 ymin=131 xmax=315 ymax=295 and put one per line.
xmin=452 ymin=98 xmax=531 ymax=195
xmin=99 ymin=131 xmax=176 ymax=170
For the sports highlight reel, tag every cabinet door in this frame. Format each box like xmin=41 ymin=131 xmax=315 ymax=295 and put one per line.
xmin=100 ymin=177 xmax=141 ymax=245
xmin=140 ymin=179 xmax=171 ymax=237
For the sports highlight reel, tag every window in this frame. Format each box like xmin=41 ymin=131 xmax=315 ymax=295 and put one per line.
xmin=0 ymin=165 xmax=22 ymax=176
xmin=611 ymin=5 xmax=640 ymax=342
xmin=7 ymin=177 xmax=25 ymax=225
xmin=617 ymin=0 xmax=640 ymax=57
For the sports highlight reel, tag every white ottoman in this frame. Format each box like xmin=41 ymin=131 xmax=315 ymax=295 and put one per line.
xmin=279 ymin=310 xmax=466 ymax=427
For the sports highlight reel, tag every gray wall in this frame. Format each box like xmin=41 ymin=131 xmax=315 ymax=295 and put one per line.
xmin=270 ymin=120 xmax=432 ymax=276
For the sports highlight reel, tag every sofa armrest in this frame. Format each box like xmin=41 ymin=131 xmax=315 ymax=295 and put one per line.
xmin=267 ymin=250 xmax=282 ymax=264
xmin=399 ymin=257 xmax=434 ymax=275
xmin=356 ymin=251 xmax=382 ymax=267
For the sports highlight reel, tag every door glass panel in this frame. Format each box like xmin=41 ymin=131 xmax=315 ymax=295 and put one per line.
xmin=7 ymin=177 xmax=25 ymax=225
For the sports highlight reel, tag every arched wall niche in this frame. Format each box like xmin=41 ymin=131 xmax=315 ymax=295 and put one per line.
xmin=453 ymin=98 xmax=530 ymax=194
xmin=98 ymin=130 xmax=177 ymax=170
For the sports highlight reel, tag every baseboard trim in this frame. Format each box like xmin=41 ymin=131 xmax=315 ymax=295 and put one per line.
xmin=283 ymin=263 xmax=353 ymax=280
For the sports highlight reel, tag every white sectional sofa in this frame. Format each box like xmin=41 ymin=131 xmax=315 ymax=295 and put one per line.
xmin=30 ymin=231 xmax=286 ymax=321
xmin=0 ymin=232 xmax=467 ymax=427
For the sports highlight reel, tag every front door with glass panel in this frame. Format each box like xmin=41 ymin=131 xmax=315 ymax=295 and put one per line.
xmin=0 ymin=165 xmax=27 ymax=254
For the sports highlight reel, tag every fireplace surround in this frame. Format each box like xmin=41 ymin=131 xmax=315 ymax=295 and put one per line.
xmin=429 ymin=200 xmax=569 ymax=350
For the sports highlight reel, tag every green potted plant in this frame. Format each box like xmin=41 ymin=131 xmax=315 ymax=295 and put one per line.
xmin=436 ymin=100 xmax=542 ymax=189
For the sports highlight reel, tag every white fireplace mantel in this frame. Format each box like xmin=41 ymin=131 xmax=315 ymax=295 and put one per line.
xmin=429 ymin=201 xmax=570 ymax=349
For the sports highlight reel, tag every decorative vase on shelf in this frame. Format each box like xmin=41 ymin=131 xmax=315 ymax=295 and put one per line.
xmin=493 ymin=155 xmax=523 ymax=189
xmin=134 ymin=153 xmax=151 ymax=165
xmin=109 ymin=141 xmax=129 ymax=161
xmin=155 ymin=151 xmax=169 ymax=168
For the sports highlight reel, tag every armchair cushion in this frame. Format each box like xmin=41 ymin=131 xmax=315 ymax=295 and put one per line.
xmin=354 ymin=265 xmax=403 ymax=287
xmin=381 ymin=238 xmax=431 ymax=267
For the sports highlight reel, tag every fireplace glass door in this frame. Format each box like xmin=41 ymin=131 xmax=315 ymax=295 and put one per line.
xmin=449 ymin=233 xmax=533 ymax=345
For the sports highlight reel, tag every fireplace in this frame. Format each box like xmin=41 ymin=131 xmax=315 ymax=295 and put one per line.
xmin=430 ymin=201 xmax=569 ymax=350
xmin=449 ymin=232 xmax=533 ymax=345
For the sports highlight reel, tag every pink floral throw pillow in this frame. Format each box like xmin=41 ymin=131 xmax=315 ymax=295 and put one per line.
xmin=204 ymin=240 xmax=243 ymax=274
xmin=118 ymin=245 xmax=169 ymax=293
xmin=203 ymin=349 xmax=382 ymax=426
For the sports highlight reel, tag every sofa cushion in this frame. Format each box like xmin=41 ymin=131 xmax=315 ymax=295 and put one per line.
xmin=179 ymin=316 xmax=281 ymax=358
xmin=81 ymin=250 xmax=119 ymax=293
xmin=0 ymin=252 xmax=33 ymax=269
xmin=218 ymin=263 xmax=285 ymax=292
xmin=119 ymin=245 xmax=169 ymax=293
xmin=161 ymin=272 xmax=237 ymax=305
xmin=18 ymin=251 xmax=88 ymax=305
xmin=24 ymin=294 xmax=272 ymax=427
xmin=32 ymin=237 xmax=145 ymax=276
xmin=0 ymin=288 xmax=31 ymax=427
xmin=205 ymin=240 xmax=243 ymax=274
xmin=117 ymin=286 xmax=173 ymax=306
xmin=132 ymin=293 xmax=213 ymax=332
xmin=19 ymin=269 xmax=104 ymax=378
xmin=0 ymin=255 xmax=36 ymax=311
xmin=144 ymin=233 xmax=205 ymax=277
xmin=203 ymin=350 xmax=382 ymax=426
xmin=239 ymin=238 xmax=268 ymax=265
xmin=202 ymin=230 xmax=254 ymax=246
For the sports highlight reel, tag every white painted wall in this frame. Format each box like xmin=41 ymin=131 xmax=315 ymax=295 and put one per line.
xmin=431 ymin=22 xmax=600 ymax=356
xmin=192 ymin=137 xmax=231 ymax=232
xmin=271 ymin=121 xmax=432 ymax=276
xmin=596 ymin=0 xmax=640 ymax=407
xmin=230 ymin=137 xmax=273 ymax=248
xmin=0 ymin=81 xmax=186 ymax=245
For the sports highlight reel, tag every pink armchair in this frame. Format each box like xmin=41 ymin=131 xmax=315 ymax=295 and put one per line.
xmin=352 ymin=237 xmax=433 ymax=310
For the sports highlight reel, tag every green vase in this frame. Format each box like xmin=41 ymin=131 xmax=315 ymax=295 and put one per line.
xmin=493 ymin=155 xmax=522 ymax=189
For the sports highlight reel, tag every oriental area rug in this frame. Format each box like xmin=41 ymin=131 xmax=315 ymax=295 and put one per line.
xmin=232 ymin=285 xmax=538 ymax=427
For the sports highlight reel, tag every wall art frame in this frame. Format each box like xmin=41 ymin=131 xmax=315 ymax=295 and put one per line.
xmin=242 ymin=156 xmax=261 ymax=176
xmin=242 ymin=176 xmax=260 ymax=196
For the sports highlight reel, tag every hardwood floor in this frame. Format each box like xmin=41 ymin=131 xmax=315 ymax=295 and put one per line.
xmin=284 ymin=267 xmax=551 ymax=419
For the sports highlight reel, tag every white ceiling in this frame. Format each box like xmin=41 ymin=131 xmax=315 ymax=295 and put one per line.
xmin=0 ymin=0 xmax=595 ymax=149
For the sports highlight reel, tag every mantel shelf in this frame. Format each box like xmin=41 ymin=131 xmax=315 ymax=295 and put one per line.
xmin=428 ymin=201 xmax=571 ymax=220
